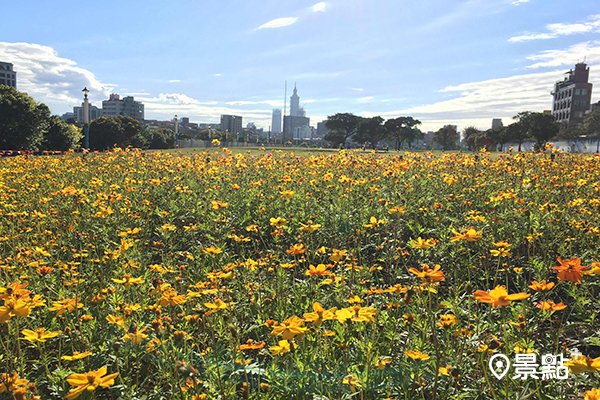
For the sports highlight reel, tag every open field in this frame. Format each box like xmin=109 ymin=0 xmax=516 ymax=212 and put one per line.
xmin=1 ymin=148 xmax=600 ymax=399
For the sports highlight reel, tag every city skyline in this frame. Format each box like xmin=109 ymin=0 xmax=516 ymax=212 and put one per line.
xmin=1 ymin=0 xmax=600 ymax=132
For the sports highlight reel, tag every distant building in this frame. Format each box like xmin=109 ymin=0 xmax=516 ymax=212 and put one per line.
xmin=197 ymin=123 xmax=220 ymax=130
xmin=491 ymin=119 xmax=503 ymax=129
xmin=290 ymin=84 xmax=300 ymax=117
xmin=298 ymin=107 xmax=306 ymax=117
xmin=271 ymin=109 xmax=282 ymax=133
xmin=102 ymin=94 xmax=145 ymax=122
xmin=316 ymin=121 xmax=329 ymax=138
xmin=73 ymin=103 xmax=105 ymax=123
xmin=220 ymin=115 xmax=243 ymax=135
xmin=0 ymin=62 xmax=17 ymax=89
xmin=552 ymin=62 xmax=593 ymax=125
xmin=283 ymin=116 xmax=310 ymax=141
xmin=60 ymin=112 xmax=75 ymax=121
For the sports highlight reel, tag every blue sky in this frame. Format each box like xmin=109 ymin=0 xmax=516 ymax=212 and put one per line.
xmin=1 ymin=0 xmax=599 ymax=132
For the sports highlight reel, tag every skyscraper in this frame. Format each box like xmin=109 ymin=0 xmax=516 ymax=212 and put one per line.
xmin=272 ymin=109 xmax=282 ymax=133
xmin=551 ymin=63 xmax=593 ymax=126
xmin=290 ymin=83 xmax=300 ymax=117
xmin=220 ymin=115 xmax=243 ymax=135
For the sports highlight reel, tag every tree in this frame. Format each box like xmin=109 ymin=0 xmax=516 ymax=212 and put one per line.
xmin=89 ymin=116 xmax=146 ymax=150
xmin=149 ymin=129 xmax=176 ymax=149
xmin=353 ymin=116 xmax=386 ymax=149
xmin=0 ymin=85 xmax=51 ymax=150
xmin=506 ymin=120 xmax=529 ymax=151
xmin=485 ymin=126 xmax=511 ymax=151
xmin=583 ymin=108 xmax=600 ymax=152
xmin=433 ymin=125 xmax=458 ymax=151
xmin=463 ymin=126 xmax=483 ymax=151
xmin=517 ymin=111 xmax=559 ymax=150
xmin=324 ymin=113 xmax=362 ymax=147
xmin=42 ymin=116 xmax=83 ymax=151
xmin=385 ymin=117 xmax=422 ymax=150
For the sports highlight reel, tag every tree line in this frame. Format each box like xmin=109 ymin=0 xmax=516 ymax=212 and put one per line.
xmin=0 ymin=85 xmax=178 ymax=151
xmin=324 ymin=110 xmax=600 ymax=151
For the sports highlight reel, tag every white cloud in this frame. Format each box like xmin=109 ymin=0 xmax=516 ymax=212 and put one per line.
xmin=312 ymin=2 xmax=326 ymax=12
xmin=214 ymin=73 xmax=221 ymax=77
xmin=257 ymin=17 xmax=297 ymax=29
xmin=509 ymin=14 xmax=600 ymax=42
xmin=351 ymin=87 xmax=364 ymax=92
xmin=511 ymin=0 xmax=529 ymax=5
xmin=0 ymin=41 xmax=114 ymax=108
xmin=367 ymin=64 xmax=600 ymax=132
xmin=526 ymin=41 xmax=600 ymax=68
xmin=168 ymin=79 xmax=181 ymax=83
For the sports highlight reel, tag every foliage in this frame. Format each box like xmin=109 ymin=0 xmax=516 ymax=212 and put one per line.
xmin=583 ymin=108 xmax=600 ymax=152
xmin=324 ymin=113 xmax=362 ymax=147
xmin=0 ymin=84 xmax=51 ymax=150
xmin=506 ymin=120 xmax=529 ymax=151
xmin=41 ymin=116 xmax=83 ymax=151
xmin=89 ymin=116 xmax=146 ymax=150
xmin=516 ymin=111 xmax=560 ymax=150
xmin=385 ymin=117 xmax=422 ymax=150
xmin=433 ymin=124 xmax=458 ymax=150
xmin=353 ymin=116 xmax=386 ymax=149
xmin=150 ymin=128 xmax=176 ymax=149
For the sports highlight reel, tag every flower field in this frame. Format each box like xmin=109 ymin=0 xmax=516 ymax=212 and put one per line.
xmin=1 ymin=148 xmax=600 ymax=399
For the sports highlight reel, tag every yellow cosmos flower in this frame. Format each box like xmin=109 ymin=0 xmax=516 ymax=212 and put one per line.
xmin=65 ymin=366 xmax=119 ymax=400
xmin=473 ymin=285 xmax=530 ymax=307
xmin=406 ymin=350 xmax=430 ymax=361
xmin=280 ymin=190 xmax=295 ymax=198
xmin=121 ymin=327 xmax=148 ymax=344
xmin=364 ymin=216 xmax=388 ymax=228
xmin=270 ymin=316 xmax=308 ymax=340
xmin=410 ymin=237 xmax=436 ymax=249
xmin=111 ymin=274 xmax=144 ymax=289
xmin=303 ymin=302 xmax=337 ymax=327
xmin=0 ymin=372 xmax=27 ymax=393
xmin=270 ymin=339 xmax=296 ymax=355
xmin=202 ymin=246 xmax=223 ymax=254
xmin=335 ymin=305 xmax=376 ymax=323
xmin=21 ymin=328 xmax=61 ymax=343
xmin=342 ymin=374 xmax=362 ymax=393
xmin=299 ymin=221 xmax=321 ymax=232
xmin=269 ymin=217 xmax=288 ymax=228
xmin=49 ymin=297 xmax=83 ymax=316
xmin=204 ymin=299 xmax=229 ymax=316
xmin=564 ymin=355 xmax=600 ymax=374
xmin=585 ymin=389 xmax=600 ymax=400
xmin=450 ymin=227 xmax=482 ymax=242
xmin=62 ymin=351 xmax=92 ymax=361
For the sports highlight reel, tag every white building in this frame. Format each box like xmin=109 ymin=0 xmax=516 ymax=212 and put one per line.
xmin=290 ymin=84 xmax=300 ymax=116
xmin=271 ymin=109 xmax=282 ymax=133
xmin=102 ymin=94 xmax=145 ymax=122
xmin=0 ymin=62 xmax=17 ymax=89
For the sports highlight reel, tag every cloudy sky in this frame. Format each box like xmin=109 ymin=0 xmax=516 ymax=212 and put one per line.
xmin=1 ymin=0 xmax=599 ymax=132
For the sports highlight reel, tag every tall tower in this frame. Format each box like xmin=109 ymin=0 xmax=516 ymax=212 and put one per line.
xmin=290 ymin=83 xmax=300 ymax=116
xmin=271 ymin=109 xmax=282 ymax=133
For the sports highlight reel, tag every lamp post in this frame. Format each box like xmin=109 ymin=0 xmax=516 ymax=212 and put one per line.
xmin=174 ymin=115 xmax=179 ymax=147
xmin=82 ymin=87 xmax=89 ymax=149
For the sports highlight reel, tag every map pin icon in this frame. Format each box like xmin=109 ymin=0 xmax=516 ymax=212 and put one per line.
xmin=489 ymin=354 xmax=510 ymax=380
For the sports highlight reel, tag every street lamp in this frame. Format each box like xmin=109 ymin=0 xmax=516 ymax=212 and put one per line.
xmin=174 ymin=115 xmax=179 ymax=147
xmin=82 ymin=87 xmax=89 ymax=149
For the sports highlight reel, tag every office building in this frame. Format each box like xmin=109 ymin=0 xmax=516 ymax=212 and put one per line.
xmin=220 ymin=115 xmax=243 ymax=135
xmin=102 ymin=94 xmax=145 ymax=122
xmin=290 ymin=84 xmax=300 ymax=116
xmin=0 ymin=62 xmax=17 ymax=88
xmin=551 ymin=63 xmax=593 ymax=125
xmin=73 ymin=104 xmax=105 ymax=123
xmin=271 ymin=109 xmax=282 ymax=133
xmin=283 ymin=116 xmax=310 ymax=141
xmin=316 ymin=121 xmax=329 ymax=138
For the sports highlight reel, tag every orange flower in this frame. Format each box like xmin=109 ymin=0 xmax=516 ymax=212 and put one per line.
xmin=286 ymin=243 xmax=306 ymax=255
xmin=553 ymin=257 xmax=588 ymax=282
xmin=237 ymin=339 xmax=266 ymax=351
xmin=450 ymin=227 xmax=482 ymax=242
xmin=473 ymin=285 xmax=530 ymax=307
xmin=305 ymin=264 xmax=331 ymax=276
xmin=536 ymin=300 xmax=567 ymax=311
xmin=408 ymin=264 xmax=445 ymax=285
xmin=528 ymin=280 xmax=555 ymax=291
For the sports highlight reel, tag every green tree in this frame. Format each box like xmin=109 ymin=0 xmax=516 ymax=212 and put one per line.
xmin=89 ymin=116 xmax=146 ymax=150
xmin=42 ymin=116 xmax=83 ymax=151
xmin=506 ymin=120 xmax=529 ymax=151
xmin=463 ymin=126 xmax=483 ymax=151
xmin=324 ymin=113 xmax=362 ymax=147
xmin=0 ymin=85 xmax=51 ymax=150
xmin=385 ymin=117 xmax=422 ymax=150
xmin=517 ymin=111 xmax=559 ymax=150
xmin=353 ymin=116 xmax=386 ymax=149
xmin=485 ymin=126 xmax=511 ymax=151
xmin=149 ymin=129 xmax=176 ymax=149
xmin=433 ymin=125 xmax=458 ymax=151
xmin=583 ymin=108 xmax=600 ymax=152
